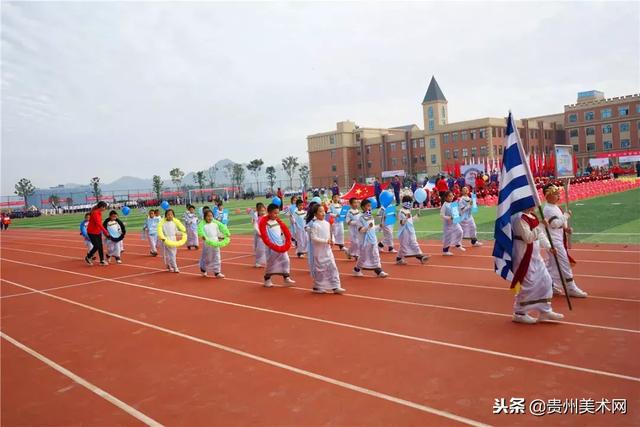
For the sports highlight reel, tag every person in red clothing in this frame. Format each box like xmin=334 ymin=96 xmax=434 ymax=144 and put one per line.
xmin=1 ymin=213 xmax=11 ymax=230
xmin=436 ymin=176 xmax=449 ymax=204
xmin=85 ymin=201 xmax=111 ymax=265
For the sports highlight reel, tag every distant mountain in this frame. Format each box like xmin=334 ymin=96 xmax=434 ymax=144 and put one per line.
xmin=102 ymin=176 xmax=153 ymax=191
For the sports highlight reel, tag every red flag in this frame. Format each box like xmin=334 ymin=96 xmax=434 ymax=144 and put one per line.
xmin=454 ymin=161 xmax=461 ymax=178
xmin=573 ymin=153 xmax=579 ymax=174
xmin=341 ymin=183 xmax=375 ymax=200
xmin=548 ymin=152 xmax=555 ymax=175
xmin=529 ymin=153 xmax=536 ymax=176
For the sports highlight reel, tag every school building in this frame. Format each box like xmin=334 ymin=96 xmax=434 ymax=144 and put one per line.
xmin=306 ymin=76 xmax=639 ymax=188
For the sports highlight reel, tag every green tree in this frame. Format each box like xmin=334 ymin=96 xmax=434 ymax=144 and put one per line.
xmin=48 ymin=194 xmax=60 ymax=208
xmin=246 ymin=158 xmax=264 ymax=193
xmin=89 ymin=177 xmax=101 ymax=201
xmin=14 ymin=178 xmax=36 ymax=208
xmin=169 ymin=168 xmax=184 ymax=192
xmin=299 ymin=165 xmax=309 ymax=189
xmin=152 ymin=175 xmax=163 ymax=201
xmin=281 ymin=156 xmax=299 ymax=190
xmin=232 ymin=163 xmax=246 ymax=195
xmin=265 ymin=166 xmax=277 ymax=191
xmin=207 ymin=165 xmax=218 ymax=188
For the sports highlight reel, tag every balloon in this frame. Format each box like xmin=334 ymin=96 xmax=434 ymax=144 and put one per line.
xmin=368 ymin=197 xmax=378 ymax=209
xmin=121 ymin=206 xmax=130 ymax=216
xmin=198 ymin=207 xmax=204 ymax=217
xmin=161 ymin=200 xmax=170 ymax=210
xmin=311 ymin=196 xmax=321 ymax=204
xmin=414 ymin=188 xmax=427 ymax=203
xmin=379 ymin=191 xmax=394 ymax=208
xmin=271 ymin=196 xmax=282 ymax=206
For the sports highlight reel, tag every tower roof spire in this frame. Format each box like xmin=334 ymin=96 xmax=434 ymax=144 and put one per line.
xmin=423 ymin=76 xmax=447 ymax=103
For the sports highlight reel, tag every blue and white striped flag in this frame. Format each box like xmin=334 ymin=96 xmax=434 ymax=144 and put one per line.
xmin=492 ymin=112 xmax=541 ymax=282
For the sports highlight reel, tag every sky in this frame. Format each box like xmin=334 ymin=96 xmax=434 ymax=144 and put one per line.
xmin=2 ymin=1 xmax=639 ymax=194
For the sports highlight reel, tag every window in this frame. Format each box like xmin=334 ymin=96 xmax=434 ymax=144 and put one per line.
xmin=356 ymin=149 xmax=361 ymax=156
xmin=621 ymin=139 xmax=631 ymax=148
xmin=461 ymin=131 xmax=468 ymax=141
xmin=366 ymin=146 xmax=371 ymax=154
xmin=493 ymin=145 xmax=497 ymax=155
xmin=462 ymin=148 xmax=468 ymax=157
xmin=492 ymin=128 xmax=496 ymax=138
xmin=637 ymin=104 xmax=640 ymax=113
xmin=330 ymin=149 xmax=336 ymax=159
xmin=412 ymin=140 xmax=417 ymax=149
xmin=329 ymin=135 xmax=336 ymax=145
xmin=402 ymin=157 xmax=407 ymax=165
xmin=572 ymin=144 xmax=579 ymax=153
xmin=412 ymin=157 xmax=418 ymax=164
xmin=431 ymin=154 xmax=437 ymax=164
xmin=602 ymin=124 xmax=612 ymax=134
xmin=331 ymin=164 xmax=337 ymax=172
xmin=367 ymin=161 xmax=372 ymax=169
xmin=391 ymin=158 xmax=397 ymax=167
xmin=619 ymin=106 xmax=629 ymax=116
xmin=498 ymin=146 xmax=503 ymax=154
xmin=586 ymin=127 xmax=595 ymax=136
xmin=603 ymin=140 xmax=613 ymax=151
xmin=379 ymin=144 xmax=382 ymax=152
xmin=585 ymin=111 xmax=594 ymax=121
xmin=428 ymin=120 xmax=434 ymax=131
xmin=390 ymin=143 xmax=397 ymax=152
xmin=601 ymin=108 xmax=612 ymax=119
xmin=429 ymin=138 xmax=436 ymax=149
xmin=443 ymin=134 xmax=450 ymax=144
xmin=452 ymin=132 xmax=458 ymax=142
xmin=587 ymin=143 xmax=596 ymax=152
xmin=620 ymin=122 xmax=630 ymax=132
xmin=428 ymin=106 xmax=434 ymax=119
xmin=569 ymin=114 xmax=577 ymax=123
xmin=470 ymin=130 xmax=477 ymax=140
xmin=419 ymin=138 xmax=425 ymax=148
xmin=570 ymin=129 xmax=579 ymax=138
xmin=401 ymin=141 xmax=406 ymax=150
xmin=471 ymin=147 xmax=477 ymax=157
xmin=453 ymin=149 xmax=459 ymax=159
xmin=480 ymin=129 xmax=486 ymax=139
xmin=420 ymin=154 xmax=426 ymax=162
xmin=480 ymin=146 xmax=488 ymax=156
xmin=441 ymin=106 xmax=446 ymax=118
xmin=445 ymin=149 xmax=451 ymax=159
xmin=357 ymin=163 xmax=361 ymax=169
xmin=530 ymin=130 xmax=535 ymax=139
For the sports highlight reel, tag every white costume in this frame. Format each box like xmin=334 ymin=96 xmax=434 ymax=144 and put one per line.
xmin=329 ymin=203 xmax=345 ymax=246
xmin=356 ymin=212 xmax=382 ymax=270
xmin=345 ymin=208 xmax=362 ymax=259
xmin=440 ymin=202 xmax=463 ymax=248
xmin=161 ymin=220 xmax=179 ymax=271
xmin=458 ymin=195 xmax=478 ymax=240
xmin=104 ymin=219 xmax=123 ymax=259
xmin=292 ymin=209 xmax=309 ymax=256
xmin=397 ymin=207 xmax=425 ymax=261
xmin=251 ymin=211 xmax=267 ymax=266
xmin=143 ymin=216 xmax=160 ymax=254
xmin=183 ymin=211 xmax=199 ymax=248
xmin=307 ymin=219 xmax=341 ymax=291
xmin=199 ymin=221 xmax=222 ymax=275
xmin=511 ymin=212 xmax=554 ymax=315
xmin=264 ymin=219 xmax=291 ymax=279
xmin=377 ymin=206 xmax=395 ymax=249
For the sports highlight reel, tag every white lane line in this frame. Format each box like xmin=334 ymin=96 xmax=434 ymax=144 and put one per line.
xmin=3 ymin=246 xmax=639 ymax=305
xmin=3 ymin=261 xmax=639 ymax=382
xmin=0 ymin=332 xmax=163 ymax=426
xmin=2 ymin=279 xmax=490 ymax=427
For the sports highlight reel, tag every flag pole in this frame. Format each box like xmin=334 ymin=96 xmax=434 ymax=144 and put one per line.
xmin=510 ymin=113 xmax=572 ymax=310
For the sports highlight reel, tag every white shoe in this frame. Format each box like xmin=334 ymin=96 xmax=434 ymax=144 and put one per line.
xmin=472 ymin=241 xmax=483 ymax=247
xmin=353 ymin=270 xmax=364 ymax=277
xmin=173 ymin=269 xmax=180 ymax=273
xmin=263 ymin=279 xmax=273 ymax=288
xmin=377 ymin=271 xmax=388 ymax=278
xmin=512 ymin=313 xmax=538 ymax=324
xmin=333 ymin=287 xmax=346 ymax=294
xmin=387 ymin=248 xmax=397 ymax=253
xmin=215 ymin=273 xmax=225 ymax=279
xmin=284 ymin=277 xmax=296 ymax=285
xmin=568 ymin=287 xmax=588 ymax=298
xmin=456 ymin=246 xmax=467 ymax=252
xmin=116 ymin=259 xmax=122 ymax=264
xmin=254 ymin=263 xmax=263 ymax=268
xmin=419 ymin=255 xmax=430 ymax=264
xmin=312 ymin=287 xmax=327 ymax=294
xmin=538 ymin=311 xmax=564 ymax=322
xmin=442 ymin=252 xmax=454 ymax=256
xmin=552 ymin=285 xmax=563 ymax=295
xmin=396 ymin=259 xmax=407 ymax=265
xmin=201 ymin=271 xmax=208 ymax=277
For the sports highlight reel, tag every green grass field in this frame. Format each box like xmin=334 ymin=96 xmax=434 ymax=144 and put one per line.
xmin=9 ymin=189 xmax=640 ymax=244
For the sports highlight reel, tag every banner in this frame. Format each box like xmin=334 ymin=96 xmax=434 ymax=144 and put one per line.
xmin=554 ymin=145 xmax=575 ymax=178
xmin=589 ymin=158 xmax=610 ymax=168
xmin=337 ymin=205 xmax=349 ymax=223
xmin=596 ymin=150 xmax=640 ymax=159
xmin=461 ymin=164 xmax=483 ymax=188
xmin=381 ymin=170 xmax=405 ymax=178
xmin=619 ymin=155 xmax=640 ymax=163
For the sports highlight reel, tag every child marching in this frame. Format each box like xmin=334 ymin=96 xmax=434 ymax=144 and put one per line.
xmin=396 ymin=196 xmax=429 ymax=265
xmin=354 ymin=199 xmax=388 ymax=278
xmin=198 ymin=209 xmax=230 ymax=278
xmin=305 ymin=204 xmax=346 ymax=294
xmin=377 ymin=197 xmax=396 ymax=253
xmin=142 ymin=209 xmax=160 ymax=256
xmin=79 ymin=213 xmax=93 ymax=255
xmin=510 ymin=206 xmax=564 ymax=324
xmin=458 ymin=186 xmax=483 ymax=247
xmin=292 ymin=199 xmax=308 ymax=258
xmin=103 ymin=210 xmax=126 ymax=264
xmin=542 ymin=184 xmax=588 ymax=298
xmin=251 ymin=202 xmax=268 ymax=268
xmin=329 ymin=194 xmax=346 ymax=251
xmin=260 ymin=203 xmax=296 ymax=287
xmin=440 ymin=191 xmax=465 ymax=256
xmin=158 ymin=208 xmax=185 ymax=273
xmin=183 ymin=204 xmax=200 ymax=250
xmin=345 ymin=197 xmax=361 ymax=261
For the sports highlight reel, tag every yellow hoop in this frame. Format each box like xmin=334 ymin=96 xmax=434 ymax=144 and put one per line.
xmin=158 ymin=218 xmax=187 ymax=247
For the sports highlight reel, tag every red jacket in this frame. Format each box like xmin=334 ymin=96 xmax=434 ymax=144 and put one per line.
xmin=436 ymin=179 xmax=448 ymax=192
xmin=86 ymin=209 xmax=109 ymax=235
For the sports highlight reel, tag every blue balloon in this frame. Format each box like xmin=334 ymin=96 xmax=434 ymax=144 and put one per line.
xmin=161 ymin=200 xmax=170 ymax=210
xmin=379 ymin=191 xmax=394 ymax=208
xmin=414 ymin=188 xmax=427 ymax=203
xmin=368 ymin=197 xmax=378 ymax=209
xmin=311 ymin=196 xmax=321 ymax=204
xmin=121 ymin=206 xmax=130 ymax=216
xmin=271 ymin=196 xmax=282 ymax=206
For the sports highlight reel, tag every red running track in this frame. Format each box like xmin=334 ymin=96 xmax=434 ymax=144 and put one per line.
xmin=1 ymin=229 xmax=639 ymax=426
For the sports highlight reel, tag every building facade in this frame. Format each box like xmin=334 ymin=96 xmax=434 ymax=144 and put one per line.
xmin=307 ymin=77 xmax=637 ymax=188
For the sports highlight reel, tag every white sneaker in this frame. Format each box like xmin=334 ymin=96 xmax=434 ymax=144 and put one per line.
xmin=538 ymin=311 xmax=564 ymax=322
xmin=284 ymin=277 xmax=296 ymax=285
xmin=419 ymin=255 xmax=430 ymax=264
xmin=512 ymin=313 xmax=537 ymax=324
xmin=263 ymin=279 xmax=273 ymax=288
xmin=254 ymin=263 xmax=262 ymax=268
xmin=552 ymin=285 xmax=563 ymax=295
xmin=456 ymin=246 xmax=467 ymax=252
xmin=333 ymin=287 xmax=346 ymax=294
xmin=396 ymin=259 xmax=407 ymax=265
xmin=377 ymin=271 xmax=388 ymax=278
xmin=215 ymin=273 xmax=225 ymax=279
xmin=173 ymin=269 xmax=180 ymax=273
xmin=201 ymin=271 xmax=208 ymax=277
xmin=116 ymin=259 xmax=122 ymax=264
xmin=387 ymin=248 xmax=397 ymax=253
xmin=472 ymin=241 xmax=483 ymax=247
xmin=568 ymin=287 xmax=588 ymax=298
xmin=353 ymin=270 xmax=364 ymax=277
xmin=442 ymin=252 xmax=454 ymax=256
